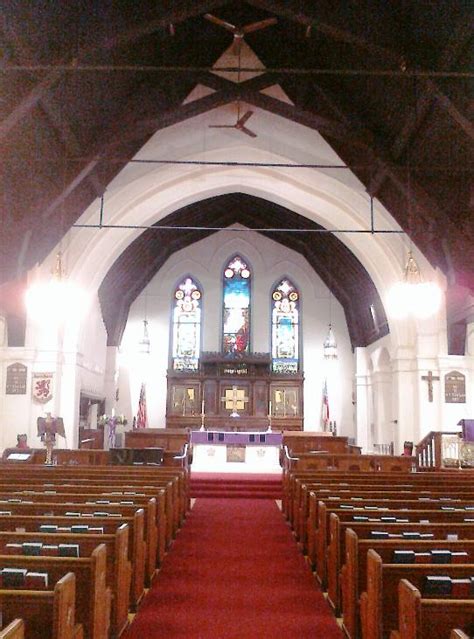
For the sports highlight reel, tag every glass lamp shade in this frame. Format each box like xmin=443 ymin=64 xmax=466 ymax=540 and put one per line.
xmin=138 ymin=319 xmax=151 ymax=354
xmin=386 ymin=252 xmax=442 ymax=320
xmin=323 ymin=324 xmax=338 ymax=359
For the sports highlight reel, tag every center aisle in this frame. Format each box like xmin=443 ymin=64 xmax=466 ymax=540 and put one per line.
xmin=123 ymin=498 xmax=343 ymax=638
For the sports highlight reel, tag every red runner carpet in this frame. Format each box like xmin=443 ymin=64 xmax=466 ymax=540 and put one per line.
xmin=123 ymin=499 xmax=343 ymax=638
xmin=190 ymin=473 xmax=283 ymax=499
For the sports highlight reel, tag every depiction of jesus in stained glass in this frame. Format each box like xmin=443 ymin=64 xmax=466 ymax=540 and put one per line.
xmin=222 ymin=256 xmax=251 ymax=355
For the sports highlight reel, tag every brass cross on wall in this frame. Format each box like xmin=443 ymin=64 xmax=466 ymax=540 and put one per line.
xmin=421 ymin=370 xmax=440 ymax=402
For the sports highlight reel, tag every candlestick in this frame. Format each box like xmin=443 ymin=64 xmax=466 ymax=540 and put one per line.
xmin=200 ymin=398 xmax=205 ymax=431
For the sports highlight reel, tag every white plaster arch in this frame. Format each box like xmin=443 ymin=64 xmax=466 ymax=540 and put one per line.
xmin=62 ymin=148 xmax=411 ymax=296
xmin=269 ymin=259 xmax=326 ymax=300
xmin=38 ymin=146 xmax=446 ymax=355
xmin=207 ymin=230 xmax=266 ymax=277
xmin=152 ymin=258 xmax=212 ymax=299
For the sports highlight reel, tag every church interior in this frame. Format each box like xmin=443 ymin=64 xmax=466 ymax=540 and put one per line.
xmin=0 ymin=1 xmax=473 ymax=638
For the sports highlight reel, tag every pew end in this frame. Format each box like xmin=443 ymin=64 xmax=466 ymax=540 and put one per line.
xmin=0 ymin=620 xmax=24 ymax=639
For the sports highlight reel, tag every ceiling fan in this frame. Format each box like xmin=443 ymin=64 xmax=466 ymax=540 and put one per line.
xmin=209 ymin=103 xmax=257 ymax=138
xmin=204 ymin=13 xmax=277 ymax=55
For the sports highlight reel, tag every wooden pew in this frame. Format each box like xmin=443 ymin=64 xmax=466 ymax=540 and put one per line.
xmin=0 ymin=480 xmax=170 ymax=560
xmin=285 ymin=471 xmax=474 ymax=525
xmin=341 ymin=530 xmax=474 ymax=639
xmin=0 ymin=572 xmax=83 ymax=639
xmin=0 ymin=470 xmax=182 ymax=544
xmin=0 ymin=499 xmax=157 ymax=588
xmin=0 ymin=544 xmax=110 ymax=639
xmin=390 ymin=579 xmax=474 ymax=639
xmin=360 ymin=549 xmax=474 ymax=639
xmin=324 ymin=499 xmax=474 ymax=604
xmin=297 ymin=479 xmax=474 ymax=543
xmin=0 ymin=512 xmax=145 ymax=610
xmin=306 ymin=489 xmax=474 ymax=560
xmin=315 ymin=502 xmax=474 ymax=586
xmin=450 ymin=631 xmax=471 ymax=639
xmin=0 ymin=528 xmax=130 ymax=638
xmin=0 ymin=465 xmax=188 ymax=526
xmin=0 ymin=620 xmax=24 ymax=639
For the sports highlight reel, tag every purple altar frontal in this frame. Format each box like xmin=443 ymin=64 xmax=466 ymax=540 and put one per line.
xmin=191 ymin=431 xmax=282 ymax=446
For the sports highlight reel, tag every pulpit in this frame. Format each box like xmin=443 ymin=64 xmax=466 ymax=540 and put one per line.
xmin=166 ymin=352 xmax=303 ymax=431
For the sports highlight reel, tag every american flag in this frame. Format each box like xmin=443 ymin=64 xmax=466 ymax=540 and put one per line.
xmin=136 ymin=383 xmax=148 ymax=429
xmin=322 ymin=379 xmax=330 ymax=430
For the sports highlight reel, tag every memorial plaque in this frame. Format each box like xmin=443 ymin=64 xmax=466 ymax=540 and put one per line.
xmin=445 ymin=371 xmax=466 ymax=404
xmin=5 ymin=363 xmax=27 ymax=395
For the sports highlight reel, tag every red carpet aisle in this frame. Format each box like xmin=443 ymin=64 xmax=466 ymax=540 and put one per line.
xmin=123 ymin=499 xmax=343 ymax=639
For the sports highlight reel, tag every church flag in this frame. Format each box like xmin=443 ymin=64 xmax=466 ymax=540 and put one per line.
xmin=136 ymin=383 xmax=148 ymax=429
xmin=322 ymin=379 xmax=330 ymax=431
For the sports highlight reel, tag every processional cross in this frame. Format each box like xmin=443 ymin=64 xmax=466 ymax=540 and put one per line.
xmin=421 ymin=370 xmax=440 ymax=403
xmin=221 ymin=385 xmax=249 ymax=417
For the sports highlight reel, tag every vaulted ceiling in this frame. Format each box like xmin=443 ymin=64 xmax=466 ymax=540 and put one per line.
xmin=1 ymin=1 xmax=472 ymax=347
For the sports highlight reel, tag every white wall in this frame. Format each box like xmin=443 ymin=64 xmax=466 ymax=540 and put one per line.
xmin=117 ymin=226 xmax=355 ymax=437
xmin=0 ymin=295 xmax=107 ymax=450
xmin=362 ymin=325 xmax=474 ymax=454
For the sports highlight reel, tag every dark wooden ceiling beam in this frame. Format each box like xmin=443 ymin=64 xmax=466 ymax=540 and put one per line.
xmin=369 ymin=20 xmax=473 ymax=196
xmin=0 ymin=19 xmax=105 ymax=198
xmin=39 ymin=101 xmax=105 ymax=197
xmin=245 ymin=0 xmax=401 ymax=63
xmin=95 ymin=1 xmax=232 ymax=55
xmin=0 ymin=68 xmax=64 ymax=141
xmin=424 ymin=79 xmax=474 ymax=141
xmin=239 ymin=88 xmax=369 ymax=144
xmin=0 ymin=1 xmax=230 ymax=139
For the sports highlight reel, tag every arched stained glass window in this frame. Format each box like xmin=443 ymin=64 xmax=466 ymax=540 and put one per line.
xmin=222 ymin=256 xmax=251 ymax=355
xmin=172 ymin=277 xmax=202 ymax=371
xmin=271 ymin=279 xmax=300 ymax=373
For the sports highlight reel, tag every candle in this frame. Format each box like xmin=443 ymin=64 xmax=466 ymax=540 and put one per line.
xmin=112 ymin=407 xmax=115 ymax=417
xmin=201 ymin=399 xmax=205 ymax=415
xmin=269 ymin=400 xmax=272 ymax=417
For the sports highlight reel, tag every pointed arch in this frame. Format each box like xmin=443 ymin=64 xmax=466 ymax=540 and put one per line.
xmin=171 ymin=275 xmax=202 ymax=371
xmin=222 ymin=255 xmax=251 ymax=355
xmin=271 ymin=277 xmax=300 ymax=374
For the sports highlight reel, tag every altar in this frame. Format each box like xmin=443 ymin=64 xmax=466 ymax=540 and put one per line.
xmin=191 ymin=430 xmax=282 ymax=473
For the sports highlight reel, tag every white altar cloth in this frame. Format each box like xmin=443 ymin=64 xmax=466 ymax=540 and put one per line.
xmin=191 ymin=431 xmax=281 ymax=474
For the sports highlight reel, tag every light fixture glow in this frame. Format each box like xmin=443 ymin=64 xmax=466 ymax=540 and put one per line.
xmin=25 ymin=253 xmax=89 ymax=325
xmin=386 ymin=251 xmax=442 ymax=320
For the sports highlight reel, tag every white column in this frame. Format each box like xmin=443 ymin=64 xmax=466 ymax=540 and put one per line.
xmin=104 ymin=346 xmax=119 ymax=416
xmin=466 ymin=317 xmax=474 ymax=356
xmin=391 ymin=350 xmax=418 ymax=454
xmin=371 ymin=370 xmax=394 ymax=448
xmin=355 ymin=347 xmax=370 ymax=452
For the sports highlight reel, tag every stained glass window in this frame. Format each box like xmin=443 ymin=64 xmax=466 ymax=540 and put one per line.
xmin=271 ymin=279 xmax=299 ymax=374
xmin=172 ymin=277 xmax=202 ymax=371
xmin=222 ymin=256 xmax=251 ymax=355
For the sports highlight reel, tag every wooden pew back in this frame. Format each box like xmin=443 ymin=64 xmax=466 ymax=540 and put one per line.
xmin=0 ymin=572 xmax=80 ymax=639
xmin=361 ymin=549 xmax=474 ymax=639
xmin=391 ymin=579 xmax=474 ymax=639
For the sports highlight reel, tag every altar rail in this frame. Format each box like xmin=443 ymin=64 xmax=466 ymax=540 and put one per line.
xmin=416 ymin=431 xmax=462 ymax=468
